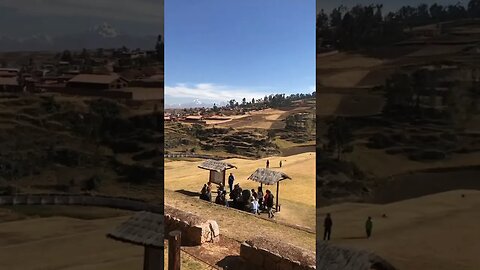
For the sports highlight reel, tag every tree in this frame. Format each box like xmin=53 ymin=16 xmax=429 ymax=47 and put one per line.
xmin=327 ymin=117 xmax=353 ymax=160
xmin=469 ymin=0 xmax=480 ymax=17
xmin=155 ymin=34 xmax=164 ymax=61
xmin=60 ymin=50 xmax=73 ymax=62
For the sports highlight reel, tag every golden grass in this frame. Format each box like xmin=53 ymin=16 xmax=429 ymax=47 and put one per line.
xmin=346 ymin=145 xmax=480 ymax=178
xmin=165 ymin=152 xmax=316 ymax=230
xmin=317 ymin=190 xmax=480 ymax=270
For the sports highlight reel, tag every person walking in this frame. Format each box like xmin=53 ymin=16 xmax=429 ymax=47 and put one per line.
xmin=279 ymin=160 xmax=283 ymax=168
xmin=228 ymin=173 xmax=235 ymax=193
xmin=323 ymin=213 xmax=333 ymax=241
xmin=265 ymin=190 xmax=275 ymax=218
xmin=365 ymin=216 xmax=373 ymax=238
xmin=266 ymin=159 xmax=270 ymax=168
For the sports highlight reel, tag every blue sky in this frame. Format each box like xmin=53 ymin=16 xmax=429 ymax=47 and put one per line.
xmin=165 ymin=0 xmax=315 ymax=107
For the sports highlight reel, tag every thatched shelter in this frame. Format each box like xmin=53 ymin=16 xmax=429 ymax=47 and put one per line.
xmin=198 ymin=159 xmax=237 ymax=186
xmin=107 ymin=211 xmax=164 ymax=270
xmin=247 ymin=168 xmax=291 ymax=211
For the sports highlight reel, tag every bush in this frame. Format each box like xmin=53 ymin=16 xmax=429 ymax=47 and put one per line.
xmin=84 ymin=175 xmax=102 ymax=191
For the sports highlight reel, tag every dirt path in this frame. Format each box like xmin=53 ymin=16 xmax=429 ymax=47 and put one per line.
xmin=166 ymin=190 xmax=315 ymax=251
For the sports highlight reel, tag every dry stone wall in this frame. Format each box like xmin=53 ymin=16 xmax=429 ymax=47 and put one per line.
xmin=0 ymin=194 xmax=163 ymax=213
xmin=164 ymin=205 xmax=219 ymax=246
xmin=240 ymin=237 xmax=316 ymax=270
xmin=316 ymin=241 xmax=396 ymax=270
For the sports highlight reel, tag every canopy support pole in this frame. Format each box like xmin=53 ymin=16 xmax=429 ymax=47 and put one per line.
xmin=275 ymin=181 xmax=279 ymax=212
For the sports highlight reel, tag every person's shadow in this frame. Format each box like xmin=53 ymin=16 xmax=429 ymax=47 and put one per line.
xmin=216 ymin=255 xmax=248 ymax=270
xmin=337 ymin=236 xmax=367 ymax=240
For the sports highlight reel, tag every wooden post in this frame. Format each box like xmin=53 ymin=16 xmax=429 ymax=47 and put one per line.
xmin=276 ymin=181 xmax=280 ymax=212
xmin=168 ymin=231 xmax=181 ymax=270
xmin=143 ymin=246 xmax=162 ymax=270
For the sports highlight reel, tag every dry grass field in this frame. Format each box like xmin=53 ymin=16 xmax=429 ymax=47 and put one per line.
xmin=0 ymin=212 xmax=143 ymax=270
xmin=317 ymin=190 xmax=480 ymax=270
xmin=165 ymin=152 xmax=316 ymax=230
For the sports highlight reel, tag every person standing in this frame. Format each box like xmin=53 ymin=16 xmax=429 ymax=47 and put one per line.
xmin=228 ymin=173 xmax=235 ymax=193
xmin=266 ymin=159 xmax=270 ymax=168
xmin=257 ymin=187 xmax=264 ymax=210
xmin=365 ymin=216 xmax=373 ymax=238
xmin=250 ymin=198 xmax=259 ymax=215
xmin=279 ymin=160 xmax=283 ymax=168
xmin=265 ymin=190 xmax=274 ymax=218
xmin=323 ymin=213 xmax=333 ymax=241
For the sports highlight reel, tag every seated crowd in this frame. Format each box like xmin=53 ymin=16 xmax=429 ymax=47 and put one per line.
xmin=200 ymin=182 xmax=276 ymax=218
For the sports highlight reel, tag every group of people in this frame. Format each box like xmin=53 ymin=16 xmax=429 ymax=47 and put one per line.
xmin=323 ymin=213 xmax=374 ymax=240
xmin=265 ymin=159 xmax=283 ymax=169
xmin=200 ymin=172 xmax=276 ymax=218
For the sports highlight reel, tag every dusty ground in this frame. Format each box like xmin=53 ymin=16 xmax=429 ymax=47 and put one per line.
xmin=165 ymin=152 xmax=316 ymax=230
xmin=317 ymin=190 xmax=480 ymax=270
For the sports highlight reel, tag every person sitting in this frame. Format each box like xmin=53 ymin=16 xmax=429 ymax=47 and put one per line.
xmin=251 ymin=189 xmax=258 ymax=200
xmin=230 ymin=184 xmax=242 ymax=207
xmin=200 ymin=184 xmax=209 ymax=201
xmin=215 ymin=191 xmax=228 ymax=206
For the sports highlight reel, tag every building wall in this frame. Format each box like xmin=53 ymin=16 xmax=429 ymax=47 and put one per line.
xmin=67 ymin=82 xmax=110 ymax=90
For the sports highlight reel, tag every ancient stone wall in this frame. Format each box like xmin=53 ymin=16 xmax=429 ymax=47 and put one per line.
xmin=240 ymin=237 xmax=316 ymax=270
xmin=0 ymin=194 xmax=163 ymax=213
xmin=316 ymin=241 xmax=396 ymax=270
xmin=164 ymin=205 xmax=219 ymax=246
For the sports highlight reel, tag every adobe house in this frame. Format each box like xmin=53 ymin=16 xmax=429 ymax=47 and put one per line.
xmin=107 ymin=211 xmax=164 ymax=270
xmin=247 ymin=168 xmax=291 ymax=212
xmin=0 ymin=77 xmax=20 ymax=92
xmin=0 ymin=68 xmax=19 ymax=78
xmin=67 ymin=73 xmax=129 ymax=90
xmin=198 ymin=159 xmax=237 ymax=187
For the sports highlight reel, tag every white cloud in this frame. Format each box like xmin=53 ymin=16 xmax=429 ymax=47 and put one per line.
xmin=0 ymin=0 xmax=163 ymax=24
xmin=165 ymin=83 xmax=268 ymax=102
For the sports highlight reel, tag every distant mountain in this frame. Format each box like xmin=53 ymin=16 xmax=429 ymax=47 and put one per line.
xmin=0 ymin=23 xmax=157 ymax=52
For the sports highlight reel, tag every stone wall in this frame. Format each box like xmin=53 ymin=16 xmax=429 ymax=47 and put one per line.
xmin=0 ymin=194 xmax=163 ymax=213
xmin=240 ymin=237 xmax=316 ymax=270
xmin=316 ymin=241 xmax=396 ymax=270
xmin=164 ymin=205 xmax=219 ymax=246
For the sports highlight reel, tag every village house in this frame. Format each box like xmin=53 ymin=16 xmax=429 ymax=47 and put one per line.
xmin=0 ymin=68 xmax=19 ymax=78
xmin=0 ymin=77 xmax=19 ymax=92
xmin=66 ymin=73 xmax=129 ymax=90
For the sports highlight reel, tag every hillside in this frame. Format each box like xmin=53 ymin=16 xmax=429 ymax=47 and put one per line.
xmin=0 ymin=94 xmax=163 ymax=199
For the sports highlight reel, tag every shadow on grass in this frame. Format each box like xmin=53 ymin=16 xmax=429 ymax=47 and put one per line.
xmin=216 ymin=255 xmax=247 ymax=270
xmin=175 ymin=189 xmax=200 ymax=197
